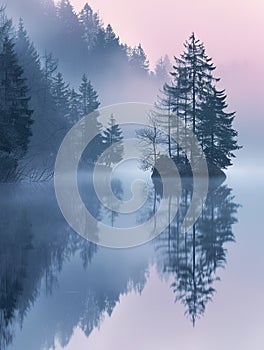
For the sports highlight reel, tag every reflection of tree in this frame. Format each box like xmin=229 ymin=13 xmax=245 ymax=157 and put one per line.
xmin=0 ymin=184 xmax=97 ymax=350
xmin=0 ymin=183 xmax=150 ymax=350
xmin=0 ymin=201 xmax=32 ymax=349
xmin=104 ymin=177 xmax=123 ymax=226
xmin=154 ymin=179 xmax=239 ymax=325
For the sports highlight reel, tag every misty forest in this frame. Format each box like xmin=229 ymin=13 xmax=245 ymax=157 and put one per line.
xmin=0 ymin=1 xmax=246 ymax=350
xmin=0 ymin=0 xmax=241 ymax=182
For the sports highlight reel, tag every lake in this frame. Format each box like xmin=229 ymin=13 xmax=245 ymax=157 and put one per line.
xmin=0 ymin=160 xmax=263 ymax=350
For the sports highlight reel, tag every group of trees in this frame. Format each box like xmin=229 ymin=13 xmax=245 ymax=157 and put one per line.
xmin=0 ymin=6 xmax=126 ymax=181
xmin=1 ymin=3 xmax=241 ymax=181
xmin=0 ymin=10 xmax=33 ymax=180
xmin=53 ymin=1 xmax=153 ymax=80
xmin=7 ymin=0 xmax=170 ymax=104
xmin=1 ymin=0 xmax=172 ymax=182
xmin=139 ymin=33 xmax=241 ymax=173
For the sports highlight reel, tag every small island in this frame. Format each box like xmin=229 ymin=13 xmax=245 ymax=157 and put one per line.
xmin=137 ymin=33 xmax=241 ymax=180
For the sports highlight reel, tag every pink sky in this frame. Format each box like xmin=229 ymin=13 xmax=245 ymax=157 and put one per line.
xmin=68 ymin=0 xmax=264 ymax=126
xmin=70 ymin=0 xmax=264 ymax=66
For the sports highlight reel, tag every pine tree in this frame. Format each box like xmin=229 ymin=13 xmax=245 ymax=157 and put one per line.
xmin=178 ymin=33 xmax=217 ymax=134
xmin=79 ymin=74 xmax=100 ymax=116
xmin=0 ymin=34 xmax=33 ymax=179
xmin=129 ymin=44 xmax=149 ymax=74
xmin=198 ymin=88 xmax=241 ymax=168
xmin=15 ymin=18 xmax=58 ymax=169
xmin=78 ymin=75 xmax=102 ymax=164
xmin=105 ymin=24 xmax=119 ymax=49
xmin=155 ymin=56 xmax=171 ymax=83
xmin=57 ymin=0 xmax=80 ymax=33
xmin=15 ymin=20 xmax=70 ymax=170
xmin=55 ymin=0 xmax=84 ymax=74
xmin=152 ymin=33 xmax=240 ymax=171
xmin=43 ymin=51 xmax=58 ymax=89
xmin=0 ymin=6 xmax=12 ymax=43
xmin=16 ymin=18 xmax=42 ymax=80
xmin=152 ymin=84 xmax=178 ymax=159
xmin=67 ymin=88 xmax=81 ymax=125
xmin=102 ymin=114 xmax=123 ymax=166
xmin=154 ymin=34 xmax=216 ymax=161
xmin=52 ymin=72 xmax=70 ymax=118
xmin=78 ymin=3 xmax=101 ymax=51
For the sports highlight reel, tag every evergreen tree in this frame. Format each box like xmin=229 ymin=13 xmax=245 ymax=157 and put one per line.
xmin=57 ymin=0 xmax=80 ymax=33
xmin=0 ymin=33 xmax=33 ymax=179
xmin=15 ymin=19 xmax=57 ymax=169
xmin=153 ymin=34 xmax=217 ymax=160
xmin=91 ymin=24 xmax=128 ymax=82
xmin=16 ymin=18 xmax=42 ymax=79
xmin=0 ymin=6 xmax=12 ymax=43
xmin=79 ymin=74 xmax=100 ymax=116
xmin=152 ymin=86 xmax=178 ymax=159
xmin=55 ymin=0 xmax=84 ymax=76
xmin=78 ymin=75 xmax=102 ymax=164
xmin=16 ymin=20 xmax=70 ymax=171
xmin=67 ymin=88 xmax=81 ymax=125
xmin=151 ymin=33 xmax=240 ymax=171
xmin=198 ymin=88 xmax=241 ymax=168
xmin=52 ymin=72 xmax=70 ymax=118
xmin=155 ymin=56 xmax=171 ymax=83
xmin=78 ymin=3 xmax=101 ymax=51
xmin=105 ymin=24 xmax=119 ymax=49
xmin=88 ymin=27 xmax=108 ymax=76
xmin=43 ymin=51 xmax=58 ymax=89
xmin=129 ymin=44 xmax=149 ymax=74
xmin=102 ymin=114 xmax=124 ymax=166
xmin=178 ymin=33 xmax=217 ymax=134
xmin=5 ymin=1 xmax=159 ymax=104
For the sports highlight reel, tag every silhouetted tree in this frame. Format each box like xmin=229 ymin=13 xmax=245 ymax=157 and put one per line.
xmin=78 ymin=3 xmax=101 ymax=51
xmin=52 ymin=72 xmax=70 ymax=118
xmin=101 ymin=114 xmax=124 ymax=166
xmin=15 ymin=21 xmax=66 ymax=172
xmin=129 ymin=43 xmax=149 ymax=74
xmin=79 ymin=74 xmax=102 ymax=164
xmin=79 ymin=74 xmax=100 ymax=116
xmin=67 ymin=88 xmax=81 ymax=125
xmin=0 ymin=24 xmax=33 ymax=180
xmin=198 ymin=87 xmax=241 ymax=168
xmin=146 ymin=33 xmax=240 ymax=171
xmin=155 ymin=55 xmax=171 ymax=83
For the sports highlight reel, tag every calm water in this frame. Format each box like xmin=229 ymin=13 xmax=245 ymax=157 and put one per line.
xmin=0 ymin=164 xmax=263 ymax=350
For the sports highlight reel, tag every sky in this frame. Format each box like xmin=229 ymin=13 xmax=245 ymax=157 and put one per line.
xmin=69 ymin=0 xmax=264 ymax=67
xmin=68 ymin=1 xmax=264 ymax=113
xmin=68 ymin=0 xmax=264 ymax=167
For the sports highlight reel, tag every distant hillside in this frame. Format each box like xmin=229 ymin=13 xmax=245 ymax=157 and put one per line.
xmin=5 ymin=0 xmax=170 ymax=105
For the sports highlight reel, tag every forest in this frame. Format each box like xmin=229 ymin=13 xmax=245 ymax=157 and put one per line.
xmin=0 ymin=1 xmax=240 ymax=182
xmin=0 ymin=1 xmax=244 ymax=348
